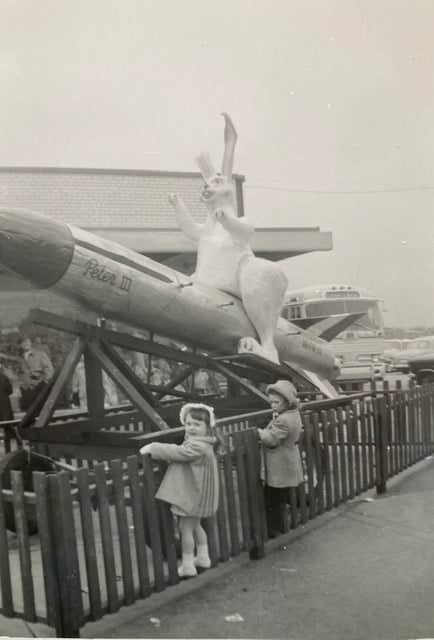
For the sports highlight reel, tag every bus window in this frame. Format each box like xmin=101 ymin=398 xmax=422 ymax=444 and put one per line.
xmin=284 ymin=306 xmax=302 ymax=320
xmin=306 ymin=301 xmax=345 ymax=317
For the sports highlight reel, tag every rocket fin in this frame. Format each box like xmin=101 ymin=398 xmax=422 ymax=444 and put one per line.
xmin=304 ymin=313 xmax=365 ymax=342
xmin=279 ymin=361 xmax=340 ymax=398
xmin=288 ymin=316 xmax=327 ymax=330
xmin=219 ymin=354 xmax=339 ymax=399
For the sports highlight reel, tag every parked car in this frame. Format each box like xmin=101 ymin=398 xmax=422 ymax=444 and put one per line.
xmin=337 ymin=358 xmax=385 ymax=383
xmin=407 ymin=352 xmax=434 ymax=385
xmin=383 ymin=338 xmax=411 ymax=373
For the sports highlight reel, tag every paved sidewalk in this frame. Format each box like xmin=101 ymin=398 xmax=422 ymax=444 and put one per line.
xmin=3 ymin=458 xmax=434 ymax=639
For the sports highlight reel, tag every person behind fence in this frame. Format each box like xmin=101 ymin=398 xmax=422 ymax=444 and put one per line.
xmin=140 ymin=403 xmax=222 ymax=578
xmin=258 ymin=380 xmax=304 ymax=538
xmin=19 ymin=336 xmax=54 ymax=411
xmin=0 ymin=359 xmax=14 ymax=421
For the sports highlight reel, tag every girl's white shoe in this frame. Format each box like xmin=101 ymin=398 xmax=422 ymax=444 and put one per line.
xmin=194 ymin=544 xmax=211 ymax=569
xmin=178 ymin=553 xmax=197 ymax=578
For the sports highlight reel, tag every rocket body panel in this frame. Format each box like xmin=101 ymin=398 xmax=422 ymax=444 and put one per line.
xmin=55 ymin=225 xmax=258 ymax=352
xmin=274 ymin=326 xmax=335 ymax=377
xmin=0 ymin=208 xmax=338 ymax=378
xmin=0 ymin=208 xmax=74 ymax=287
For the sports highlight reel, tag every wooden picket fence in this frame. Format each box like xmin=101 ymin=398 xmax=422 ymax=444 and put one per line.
xmin=0 ymin=427 xmax=265 ymax=637
xmin=0 ymin=382 xmax=434 ymax=637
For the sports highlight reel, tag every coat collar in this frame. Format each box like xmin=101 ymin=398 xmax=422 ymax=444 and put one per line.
xmin=185 ymin=434 xmax=217 ymax=445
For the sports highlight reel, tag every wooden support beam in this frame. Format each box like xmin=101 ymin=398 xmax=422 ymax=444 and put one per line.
xmin=214 ymin=353 xmax=296 ymax=381
xmin=100 ymin=342 xmax=159 ymax=407
xmin=154 ymin=365 xmax=195 ymax=399
xmin=19 ymin=379 xmax=56 ymax=429
xmin=212 ymin=361 xmax=269 ymax=403
xmin=35 ymin=338 xmax=86 ymax=429
xmin=20 ymin=425 xmax=145 ymax=445
xmin=28 ymin=309 xmax=211 ymax=368
xmin=146 ymin=383 xmax=205 ymax=401
xmin=211 ymin=360 xmax=275 ymax=384
xmin=84 ymin=345 xmax=105 ymax=419
xmin=87 ymin=342 xmax=170 ymax=431
xmin=28 ymin=309 xmax=278 ymax=384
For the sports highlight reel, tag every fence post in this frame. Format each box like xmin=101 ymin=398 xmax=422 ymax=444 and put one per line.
xmin=427 ymin=383 xmax=434 ymax=455
xmin=425 ymin=383 xmax=434 ymax=456
xmin=47 ymin=472 xmax=83 ymax=637
xmin=245 ymin=430 xmax=265 ymax=560
xmin=374 ymin=395 xmax=388 ymax=495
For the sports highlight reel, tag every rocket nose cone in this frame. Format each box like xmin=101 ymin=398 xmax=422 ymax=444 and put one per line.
xmin=0 ymin=208 xmax=74 ymax=288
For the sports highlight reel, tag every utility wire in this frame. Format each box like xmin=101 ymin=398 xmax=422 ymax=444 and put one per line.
xmin=245 ymin=184 xmax=434 ymax=195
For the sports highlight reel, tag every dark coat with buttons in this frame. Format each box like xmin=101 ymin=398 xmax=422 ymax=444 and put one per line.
xmin=259 ymin=409 xmax=304 ymax=488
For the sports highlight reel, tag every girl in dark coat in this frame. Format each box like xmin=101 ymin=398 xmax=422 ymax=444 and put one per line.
xmin=0 ymin=363 xmax=14 ymax=421
xmin=258 ymin=379 xmax=304 ymax=538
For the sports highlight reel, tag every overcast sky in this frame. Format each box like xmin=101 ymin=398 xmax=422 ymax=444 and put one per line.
xmin=1 ymin=0 xmax=434 ymax=326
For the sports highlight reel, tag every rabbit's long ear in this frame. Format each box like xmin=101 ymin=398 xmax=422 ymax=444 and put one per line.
xmin=221 ymin=112 xmax=238 ymax=179
xmin=195 ymin=151 xmax=216 ymax=181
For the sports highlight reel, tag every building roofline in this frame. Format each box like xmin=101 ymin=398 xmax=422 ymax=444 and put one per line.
xmin=83 ymin=225 xmax=322 ymax=233
xmin=0 ymin=166 xmax=245 ymax=182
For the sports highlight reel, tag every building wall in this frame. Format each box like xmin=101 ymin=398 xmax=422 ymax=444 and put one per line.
xmin=0 ymin=167 xmax=244 ymax=228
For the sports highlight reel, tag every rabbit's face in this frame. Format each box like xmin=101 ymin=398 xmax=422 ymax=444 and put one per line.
xmin=201 ymin=174 xmax=235 ymax=209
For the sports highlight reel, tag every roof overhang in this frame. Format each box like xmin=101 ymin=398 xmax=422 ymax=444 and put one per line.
xmin=0 ymin=226 xmax=332 ymax=289
xmin=94 ymin=226 xmax=332 ymax=261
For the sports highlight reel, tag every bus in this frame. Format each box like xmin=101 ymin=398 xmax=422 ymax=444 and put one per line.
xmin=282 ymin=284 xmax=385 ymax=375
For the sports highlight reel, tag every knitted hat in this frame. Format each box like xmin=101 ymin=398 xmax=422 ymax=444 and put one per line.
xmin=265 ymin=380 xmax=299 ymax=407
xmin=179 ymin=403 xmax=216 ymax=428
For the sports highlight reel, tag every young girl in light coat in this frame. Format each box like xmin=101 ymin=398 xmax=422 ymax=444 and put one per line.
xmin=258 ymin=379 xmax=304 ymax=537
xmin=140 ymin=403 xmax=220 ymax=578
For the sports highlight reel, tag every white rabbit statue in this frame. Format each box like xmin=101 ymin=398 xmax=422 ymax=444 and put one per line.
xmin=168 ymin=113 xmax=288 ymax=364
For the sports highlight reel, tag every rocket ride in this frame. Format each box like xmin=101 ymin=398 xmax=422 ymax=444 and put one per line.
xmin=0 ymin=206 xmax=340 ymax=380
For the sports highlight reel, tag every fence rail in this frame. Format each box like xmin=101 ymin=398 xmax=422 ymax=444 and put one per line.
xmin=0 ymin=381 xmax=434 ymax=637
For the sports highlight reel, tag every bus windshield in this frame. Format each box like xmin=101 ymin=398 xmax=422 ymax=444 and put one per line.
xmin=305 ymin=300 xmax=382 ymax=331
